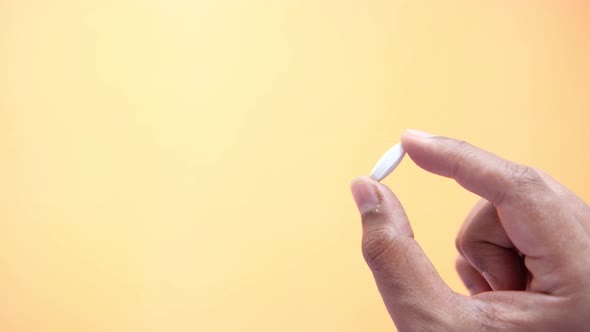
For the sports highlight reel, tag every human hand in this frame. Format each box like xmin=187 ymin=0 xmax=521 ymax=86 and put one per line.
xmin=350 ymin=130 xmax=590 ymax=331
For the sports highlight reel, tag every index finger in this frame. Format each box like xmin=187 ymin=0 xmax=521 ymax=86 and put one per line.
xmin=400 ymin=130 xmax=587 ymax=291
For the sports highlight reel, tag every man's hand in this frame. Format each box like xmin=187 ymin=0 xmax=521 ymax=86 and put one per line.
xmin=351 ymin=130 xmax=590 ymax=331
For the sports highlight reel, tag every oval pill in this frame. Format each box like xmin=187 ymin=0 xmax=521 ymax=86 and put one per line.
xmin=369 ymin=143 xmax=406 ymax=182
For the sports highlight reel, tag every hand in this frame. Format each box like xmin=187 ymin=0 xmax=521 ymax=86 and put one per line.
xmin=350 ymin=130 xmax=590 ymax=331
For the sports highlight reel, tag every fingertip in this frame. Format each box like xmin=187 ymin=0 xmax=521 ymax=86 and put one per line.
xmin=350 ymin=176 xmax=382 ymax=214
xmin=350 ymin=176 xmax=377 ymax=187
xmin=400 ymin=129 xmax=436 ymax=157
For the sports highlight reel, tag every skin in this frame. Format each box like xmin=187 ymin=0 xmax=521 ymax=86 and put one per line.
xmin=350 ymin=130 xmax=590 ymax=331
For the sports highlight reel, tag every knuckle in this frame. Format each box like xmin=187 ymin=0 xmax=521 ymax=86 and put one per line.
xmin=497 ymin=163 xmax=547 ymax=205
xmin=456 ymin=234 xmax=488 ymax=264
xmin=361 ymin=228 xmax=396 ymax=269
xmin=454 ymin=139 xmax=472 ymax=151
xmin=459 ymin=228 xmax=483 ymax=251
xmin=460 ymin=238 xmax=480 ymax=255
xmin=506 ymin=163 xmax=543 ymax=187
xmin=460 ymin=243 xmax=491 ymax=273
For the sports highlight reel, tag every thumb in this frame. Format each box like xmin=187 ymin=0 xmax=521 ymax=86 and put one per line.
xmin=351 ymin=177 xmax=469 ymax=331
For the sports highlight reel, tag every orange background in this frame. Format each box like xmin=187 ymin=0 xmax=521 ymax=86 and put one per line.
xmin=1 ymin=1 xmax=589 ymax=331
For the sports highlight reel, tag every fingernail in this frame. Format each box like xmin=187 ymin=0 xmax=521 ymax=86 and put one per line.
xmin=406 ymin=129 xmax=434 ymax=138
xmin=350 ymin=178 xmax=381 ymax=214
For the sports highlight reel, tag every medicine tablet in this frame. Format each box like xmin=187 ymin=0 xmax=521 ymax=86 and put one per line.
xmin=369 ymin=143 xmax=406 ymax=182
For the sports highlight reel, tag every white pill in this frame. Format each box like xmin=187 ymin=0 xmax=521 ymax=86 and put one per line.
xmin=369 ymin=143 xmax=406 ymax=182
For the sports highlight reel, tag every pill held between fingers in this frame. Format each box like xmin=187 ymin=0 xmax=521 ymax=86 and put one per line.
xmin=369 ymin=143 xmax=406 ymax=182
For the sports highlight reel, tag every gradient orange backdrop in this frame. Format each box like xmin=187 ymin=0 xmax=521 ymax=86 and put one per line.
xmin=1 ymin=1 xmax=589 ymax=331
